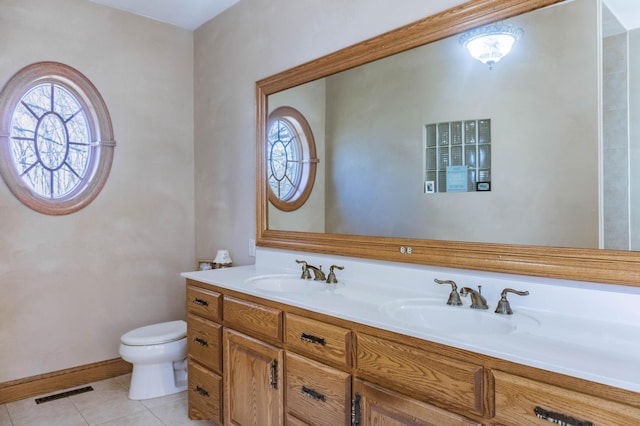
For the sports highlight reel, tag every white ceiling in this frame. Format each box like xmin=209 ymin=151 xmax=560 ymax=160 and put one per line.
xmin=89 ymin=0 xmax=638 ymax=32
xmin=89 ymin=0 xmax=240 ymax=30
xmin=605 ymin=0 xmax=640 ymax=30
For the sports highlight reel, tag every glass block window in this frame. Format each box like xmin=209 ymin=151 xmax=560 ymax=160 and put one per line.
xmin=0 ymin=62 xmax=115 ymax=215
xmin=425 ymin=119 xmax=491 ymax=193
xmin=267 ymin=106 xmax=317 ymax=212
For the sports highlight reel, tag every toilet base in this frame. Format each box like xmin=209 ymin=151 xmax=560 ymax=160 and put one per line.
xmin=128 ymin=361 xmax=187 ymax=400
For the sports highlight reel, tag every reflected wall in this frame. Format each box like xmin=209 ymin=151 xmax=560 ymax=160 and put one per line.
xmin=269 ymin=0 xmax=600 ymax=248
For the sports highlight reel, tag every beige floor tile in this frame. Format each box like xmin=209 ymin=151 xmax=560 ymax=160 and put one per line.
xmin=112 ymin=374 xmax=132 ymax=390
xmin=140 ymin=390 xmax=187 ymax=409
xmin=92 ymin=409 xmax=164 ymax=426
xmin=71 ymin=389 xmax=145 ymax=426
xmin=149 ymin=397 xmax=215 ymax=426
xmin=5 ymin=374 xmax=201 ymax=426
xmin=0 ymin=405 xmax=12 ymax=426
xmin=88 ymin=377 xmax=128 ymax=392
xmin=6 ymin=397 xmax=87 ymax=426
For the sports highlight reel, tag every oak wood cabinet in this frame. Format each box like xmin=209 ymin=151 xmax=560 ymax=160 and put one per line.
xmin=185 ymin=279 xmax=640 ymax=426
xmin=353 ymin=379 xmax=481 ymax=426
xmin=223 ymin=328 xmax=284 ymax=425
xmin=356 ymin=333 xmax=484 ymax=417
xmin=186 ymin=285 xmax=223 ymax=423
xmin=285 ymin=352 xmax=351 ymax=425
xmin=491 ymin=370 xmax=640 ymax=425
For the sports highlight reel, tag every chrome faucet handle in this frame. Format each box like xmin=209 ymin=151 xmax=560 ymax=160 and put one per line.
xmin=495 ymin=288 xmax=529 ymax=315
xmin=434 ymin=278 xmax=462 ymax=306
xmin=295 ymin=260 xmax=312 ymax=279
xmin=326 ymin=265 xmax=344 ymax=284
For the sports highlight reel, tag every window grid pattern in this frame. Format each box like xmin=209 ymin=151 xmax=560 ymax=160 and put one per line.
xmin=425 ymin=119 xmax=491 ymax=192
xmin=0 ymin=61 xmax=115 ymax=215
xmin=267 ymin=118 xmax=301 ymax=201
xmin=10 ymin=83 xmax=91 ymax=199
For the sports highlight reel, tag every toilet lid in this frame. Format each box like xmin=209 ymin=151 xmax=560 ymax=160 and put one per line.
xmin=121 ymin=320 xmax=186 ymax=346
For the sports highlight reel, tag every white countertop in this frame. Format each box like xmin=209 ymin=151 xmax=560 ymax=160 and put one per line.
xmin=182 ymin=248 xmax=640 ymax=393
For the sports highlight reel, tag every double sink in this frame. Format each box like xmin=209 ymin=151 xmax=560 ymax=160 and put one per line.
xmin=244 ymin=274 xmax=540 ymax=336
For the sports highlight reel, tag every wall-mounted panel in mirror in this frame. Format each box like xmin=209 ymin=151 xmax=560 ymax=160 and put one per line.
xmin=256 ymin=0 xmax=640 ymax=287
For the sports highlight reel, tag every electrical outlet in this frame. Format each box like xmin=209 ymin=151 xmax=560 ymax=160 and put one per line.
xmin=248 ymin=238 xmax=256 ymax=257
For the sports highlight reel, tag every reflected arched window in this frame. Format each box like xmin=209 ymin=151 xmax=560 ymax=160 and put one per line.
xmin=266 ymin=106 xmax=317 ymax=212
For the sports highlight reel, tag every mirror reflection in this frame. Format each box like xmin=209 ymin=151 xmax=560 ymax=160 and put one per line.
xmin=267 ymin=0 xmax=639 ymax=251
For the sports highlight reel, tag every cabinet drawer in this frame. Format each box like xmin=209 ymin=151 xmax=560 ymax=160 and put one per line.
xmin=187 ymin=313 xmax=222 ymax=373
xmin=286 ymin=313 xmax=352 ymax=369
xmin=188 ymin=360 xmax=222 ymax=425
xmin=492 ymin=370 xmax=640 ymax=425
xmin=223 ymin=296 xmax=283 ymax=342
xmin=356 ymin=333 xmax=484 ymax=416
xmin=354 ymin=379 xmax=482 ymax=426
xmin=186 ymin=285 xmax=221 ymax=321
xmin=286 ymin=352 xmax=351 ymax=426
xmin=286 ymin=414 xmax=309 ymax=426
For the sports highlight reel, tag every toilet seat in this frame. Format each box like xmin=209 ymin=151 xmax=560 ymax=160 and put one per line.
xmin=121 ymin=320 xmax=186 ymax=346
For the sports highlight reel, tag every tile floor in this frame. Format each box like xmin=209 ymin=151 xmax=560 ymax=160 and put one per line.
xmin=0 ymin=374 xmax=214 ymax=426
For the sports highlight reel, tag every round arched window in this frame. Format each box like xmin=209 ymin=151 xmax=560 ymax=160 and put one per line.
xmin=266 ymin=106 xmax=317 ymax=212
xmin=0 ymin=62 xmax=115 ymax=215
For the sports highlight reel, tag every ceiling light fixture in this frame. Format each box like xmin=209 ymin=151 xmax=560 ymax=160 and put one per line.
xmin=459 ymin=22 xmax=524 ymax=70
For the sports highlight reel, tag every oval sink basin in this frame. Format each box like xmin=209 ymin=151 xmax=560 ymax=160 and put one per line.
xmin=379 ymin=298 xmax=539 ymax=335
xmin=245 ymin=274 xmax=327 ymax=293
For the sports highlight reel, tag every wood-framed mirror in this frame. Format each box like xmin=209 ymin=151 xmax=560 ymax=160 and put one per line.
xmin=256 ymin=0 xmax=640 ymax=287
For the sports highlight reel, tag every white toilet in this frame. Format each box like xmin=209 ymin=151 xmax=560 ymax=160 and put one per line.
xmin=119 ymin=320 xmax=188 ymax=400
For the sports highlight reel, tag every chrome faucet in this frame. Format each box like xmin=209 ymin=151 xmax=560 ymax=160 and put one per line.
xmin=295 ymin=260 xmax=326 ymax=281
xmin=460 ymin=286 xmax=488 ymax=309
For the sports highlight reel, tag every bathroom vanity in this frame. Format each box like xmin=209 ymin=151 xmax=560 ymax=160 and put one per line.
xmin=182 ymin=248 xmax=640 ymax=425
xmin=184 ymin=0 xmax=640 ymax=422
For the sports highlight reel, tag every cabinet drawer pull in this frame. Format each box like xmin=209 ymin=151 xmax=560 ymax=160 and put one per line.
xmin=269 ymin=359 xmax=279 ymax=389
xmin=300 ymin=332 xmax=326 ymax=346
xmin=194 ymin=386 xmax=209 ymax=397
xmin=193 ymin=298 xmax=209 ymax=306
xmin=534 ymin=406 xmax=594 ymax=426
xmin=352 ymin=392 xmax=361 ymax=426
xmin=301 ymin=386 xmax=326 ymax=402
xmin=194 ymin=337 xmax=209 ymax=346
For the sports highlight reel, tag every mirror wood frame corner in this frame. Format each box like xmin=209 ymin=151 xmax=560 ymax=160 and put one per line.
xmin=256 ymin=0 xmax=640 ymax=288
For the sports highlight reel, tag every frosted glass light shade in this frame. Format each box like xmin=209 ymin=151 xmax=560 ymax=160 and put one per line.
xmin=459 ymin=23 xmax=524 ymax=69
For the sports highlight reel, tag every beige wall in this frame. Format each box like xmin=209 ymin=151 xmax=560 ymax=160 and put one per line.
xmin=630 ymin=28 xmax=640 ymax=249
xmin=194 ymin=0 xmax=468 ymax=265
xmin=0 ymin=0 xmax=471 ymax=386
xmin=603 ymin=4 xmax=630 ymax=250
xmin=324 ymin=0 xmax=599 ymax=248
xmin=0 ymin=0 xmax=194 ymax=382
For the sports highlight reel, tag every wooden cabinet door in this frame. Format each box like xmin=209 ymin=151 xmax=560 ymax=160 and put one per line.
xmin=353 ymin=379 xmax=481 ymax=426
xmin=224 ymin=328 xmax=284 ymax=426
